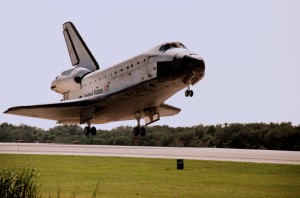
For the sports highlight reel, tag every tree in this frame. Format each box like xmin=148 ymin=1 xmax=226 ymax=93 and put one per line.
xmin=1 ymin=122 xmax=299 ymax=151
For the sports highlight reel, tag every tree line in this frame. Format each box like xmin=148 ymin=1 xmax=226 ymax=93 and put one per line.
xmin=0 ymin=122 xmax=299 ymax=151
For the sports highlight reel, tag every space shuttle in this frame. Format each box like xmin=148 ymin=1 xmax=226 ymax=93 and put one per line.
xmin=5 ymin=22 xmax=205 ymax=136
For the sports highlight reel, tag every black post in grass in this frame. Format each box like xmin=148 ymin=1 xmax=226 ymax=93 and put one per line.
xmin=177 ymin=159 xmax=184 ymax=170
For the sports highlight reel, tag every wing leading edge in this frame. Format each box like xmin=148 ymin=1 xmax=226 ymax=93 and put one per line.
xmin=4 ymin=94 xmax=105 ymax=124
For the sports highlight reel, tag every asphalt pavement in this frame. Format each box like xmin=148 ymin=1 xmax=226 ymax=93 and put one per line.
xmin=0 ymin=143 xmax=299 ymax=164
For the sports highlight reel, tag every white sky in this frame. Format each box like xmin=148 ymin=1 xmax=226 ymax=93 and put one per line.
xmin=1 ymin=0 xmax=300 ymax=130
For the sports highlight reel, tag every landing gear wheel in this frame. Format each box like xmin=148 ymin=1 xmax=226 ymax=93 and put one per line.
xmin=185 ymin=90 xmax=189 ymax=97
xmin=90 ymin=126 xmax=97 ymax=136
xmin=84 ymin=126 xmax=90 ymax=136
xmin=133 ymin=127 xmax=140 ymax=136
xmin=140 ymin=127 xmax=146 ymax=136
xmin=189 ymin=90 xmax=193 ymax=97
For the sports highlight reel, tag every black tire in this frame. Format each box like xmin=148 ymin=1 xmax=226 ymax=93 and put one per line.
xmin=133 ymin=127 xmax=140 ymax=136
xmin=185 ymin=90 xmax=189 ymax=97
xmin=189 ymin=90 xmax=194 ymax=97
xmin=140 ymin=127 xmax=146 ymax=136
xmin=90 ymin=126 xmax=97 ymax=136
xmin=84 ymin=127 xmax=90 ymax=136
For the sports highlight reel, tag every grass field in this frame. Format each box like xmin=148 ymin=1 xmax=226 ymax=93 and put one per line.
xmin=0 ymin=154 xmax=299 ymax=198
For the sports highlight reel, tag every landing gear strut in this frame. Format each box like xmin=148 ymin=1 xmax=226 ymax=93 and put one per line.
xmin=84 ymin=123 xmax=97 ymax=136
xmin=133 ymin=111 xmax=146 ymax=136
xmin=185 ymin=86 xmax=193 ymax=97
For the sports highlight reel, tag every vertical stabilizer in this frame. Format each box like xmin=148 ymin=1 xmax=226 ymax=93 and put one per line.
xmin=63 ymin=22 xmax=99 ymax=71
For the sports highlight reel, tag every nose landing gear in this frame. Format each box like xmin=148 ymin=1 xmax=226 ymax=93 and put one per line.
xmin=185 ymin=86 xmax=193 ymax=97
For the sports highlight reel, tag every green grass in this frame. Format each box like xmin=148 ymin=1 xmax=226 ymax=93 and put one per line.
xmin=0 ymin=154 xmax=299 ymax=198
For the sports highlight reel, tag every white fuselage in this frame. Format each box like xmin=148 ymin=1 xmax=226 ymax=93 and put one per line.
xmin=65 ymin=54 xmax=157 ymax=100
xmin=52 ymin=43 xmax=204 ymax=103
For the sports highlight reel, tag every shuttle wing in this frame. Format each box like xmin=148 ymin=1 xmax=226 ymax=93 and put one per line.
xmin=4 ymin=89 xmax=181 ymax=125
xmin=159 ymin=103 xmax=181 ymax=117
xmin=4 ymin=94 xmax=105 ymax=124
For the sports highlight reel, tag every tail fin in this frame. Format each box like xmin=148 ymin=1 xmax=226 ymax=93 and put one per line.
xmin=63 ymin=22 xmax=99 ymax=71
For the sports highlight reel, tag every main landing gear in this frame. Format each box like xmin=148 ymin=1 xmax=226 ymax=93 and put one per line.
xmin=133 ymin=126 xmax=146 ymax=136
xmin=133 ymin=111 xmax=146 ymax=136
xmin=84 ymin=124 xmax=97 ymax=136
xmin=185 ymin=86 xmax=193 ymax=97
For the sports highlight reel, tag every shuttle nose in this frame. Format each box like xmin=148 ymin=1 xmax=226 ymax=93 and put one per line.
xmin=157 ymin=53 xmax=205 ymax=81
xmin=177 ymin=55 xmax=205 ymax=86
xmin=181 ymin=55 xmax=205 ymax=71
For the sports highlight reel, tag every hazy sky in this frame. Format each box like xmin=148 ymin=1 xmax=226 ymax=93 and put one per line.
xmin=1 ymin=0 xmax=300 ymax=130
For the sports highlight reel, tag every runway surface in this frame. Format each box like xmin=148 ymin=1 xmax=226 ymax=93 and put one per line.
xmin=0 ymin=143 xmax=299 ymax=164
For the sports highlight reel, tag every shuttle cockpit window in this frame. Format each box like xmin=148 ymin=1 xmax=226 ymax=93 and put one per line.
xmin=159 ymin=42 xmax=187 ymax=52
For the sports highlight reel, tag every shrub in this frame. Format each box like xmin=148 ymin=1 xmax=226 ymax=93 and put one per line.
xmin=0 ymin=167 xmax=41 ymax=198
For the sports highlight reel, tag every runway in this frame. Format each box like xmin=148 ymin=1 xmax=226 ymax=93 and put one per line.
xmin=0 ymin=143 xmax=299 ymax=164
